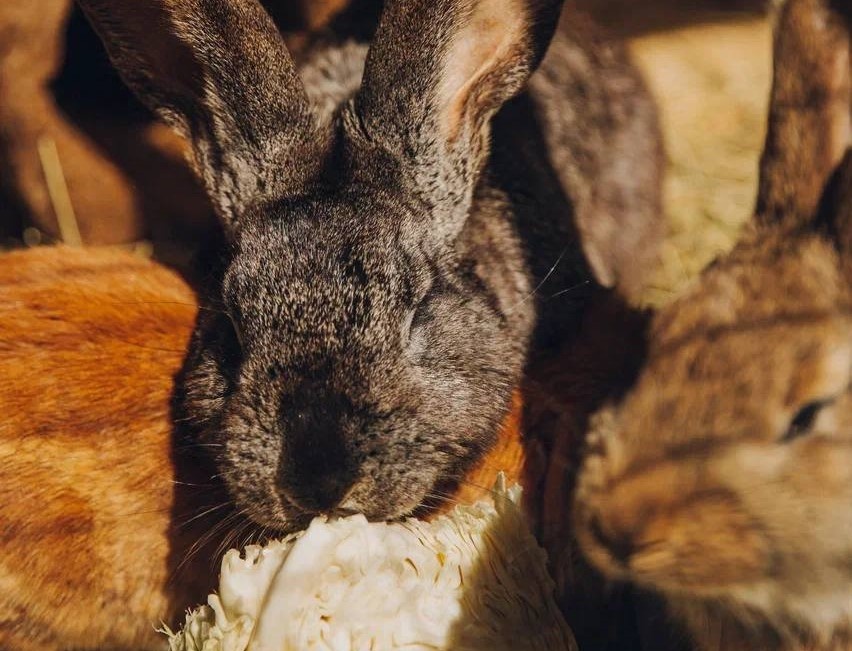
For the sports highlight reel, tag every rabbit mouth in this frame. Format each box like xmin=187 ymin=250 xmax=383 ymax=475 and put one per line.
xmin=578 ymin=513 xmax=771 ymax=598
xmin=575 ymin=462 xmax=773 ymax=596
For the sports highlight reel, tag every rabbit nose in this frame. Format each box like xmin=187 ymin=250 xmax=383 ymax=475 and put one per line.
xmin=285 ymin=465 xmax=356 ymax=513
xmin=279 ymin=434 xmax=358 ymax=513
xmin=278 ymin=394 xmax=359 ymax=514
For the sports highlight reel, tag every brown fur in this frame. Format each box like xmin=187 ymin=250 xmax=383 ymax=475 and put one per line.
xmin=574 ymin=1 xmax=852 ymax=650
xmin=0 ymin=246 xmax=213 ymax=649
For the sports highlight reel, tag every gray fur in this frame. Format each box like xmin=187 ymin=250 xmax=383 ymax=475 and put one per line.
xmin=78 ymin=0 xmax=663 ymax=529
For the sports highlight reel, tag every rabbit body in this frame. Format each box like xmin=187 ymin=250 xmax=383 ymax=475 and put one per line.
xmin=574 ymin=1 xmax=852 ymax=649
xmin=77 ymin=0 xmax=662 ymax=531
xmin=0 ymin=246 xmax=218 ymax=651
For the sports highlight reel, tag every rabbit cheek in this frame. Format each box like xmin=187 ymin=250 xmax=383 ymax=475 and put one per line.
xmin=181 ymin=358 xmax=222 ymax=427
xmin=791 ymin=438 xmax=852 ymax=558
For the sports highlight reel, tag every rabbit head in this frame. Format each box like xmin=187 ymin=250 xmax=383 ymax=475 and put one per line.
xmin=77 ymin=0 xmax=567 ymax=527
xmin=575 ymin=0 xmax=852 ymax=647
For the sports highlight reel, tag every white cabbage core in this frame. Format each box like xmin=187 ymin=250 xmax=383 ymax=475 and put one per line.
xmin=164 ymin=475 xmax=575 ymax=651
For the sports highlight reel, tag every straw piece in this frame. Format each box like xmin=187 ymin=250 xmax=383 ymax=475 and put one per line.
xmin=37 ymin=136 xmax=83 ymax=247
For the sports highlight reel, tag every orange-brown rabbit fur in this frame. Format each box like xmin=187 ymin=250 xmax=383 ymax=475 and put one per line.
xmin=0 ymin=247 xmax=227 ymax=650
xmin=574 ymin=1 xmax=852 ymax=650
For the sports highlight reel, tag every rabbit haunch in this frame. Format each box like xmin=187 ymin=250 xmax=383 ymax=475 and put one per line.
xmin=78 ymin=0 xmax=662 ymax=531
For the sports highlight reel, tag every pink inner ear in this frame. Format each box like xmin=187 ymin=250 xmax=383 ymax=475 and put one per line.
xmin=437 ymin=0 xmax=527 ymax=142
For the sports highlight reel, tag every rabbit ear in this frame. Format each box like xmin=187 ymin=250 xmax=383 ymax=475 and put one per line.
xmin=76 ymin=0 xmax=319 ymax=229
xmin=824 ymin=149 xmax=852 ymax=256
xmin=755 ymin=0 xmax=851 ymax=231
xmin=353 ymin=0 xmax=564 ymax=237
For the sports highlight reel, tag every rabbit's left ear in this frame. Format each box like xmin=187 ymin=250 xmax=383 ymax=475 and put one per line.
xmin=353 ymin=0 xmax=564 ymax=237
xmin=76 ymin=0 xmax=320 ymax=229
xmin=755 ymin=0 xmax=851 ymax=232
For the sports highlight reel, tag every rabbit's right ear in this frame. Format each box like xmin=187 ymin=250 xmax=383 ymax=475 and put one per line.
xmin=75 ymin=0 xmax=320 ymax=230
xmin=755 ymin=0 xmax=851 ymax=231
xmin=352 ymin=0 xmax=564 ymax=241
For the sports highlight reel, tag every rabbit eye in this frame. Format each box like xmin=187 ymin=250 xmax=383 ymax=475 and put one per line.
xmin=781 ymin=399 xmax=833 ymax=443
xmin=402 ymin=303 xmax=427 ymax=342
xmin=402 ymin=297 xmax=433 ymax=352
xmin=401 ymin=309 xmax=416 ymax=344
xmin=226 ymin=311 xmax=245 ymax=351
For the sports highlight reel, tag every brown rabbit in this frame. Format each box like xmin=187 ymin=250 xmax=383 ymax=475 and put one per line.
xmin=0 ymin=245 xmax=528 ymax=651
xmin=574 ymin=1 xmax=852 ymax=650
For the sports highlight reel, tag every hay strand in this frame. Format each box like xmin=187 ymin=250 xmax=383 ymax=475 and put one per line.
xmin=37 ymin=136 xmax=83 ymax=247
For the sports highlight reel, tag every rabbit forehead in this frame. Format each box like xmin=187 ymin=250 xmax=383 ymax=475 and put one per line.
xmin=652 ymin=233 xmax=844 ymax=346
xmin=227 ymin=205 xmax=424 ymax=305
xmin=222 ymin=229 xmax=421 ymax=368
xmin=615 ymin=316 xmax=852 ymax=451
xmin=615 ymin=231 xmax=847 ymax=425
xmin=583 ymin=241 xmax=852 ymax=499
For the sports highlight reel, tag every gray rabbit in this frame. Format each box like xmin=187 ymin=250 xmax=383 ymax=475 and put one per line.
xmin=76 ymin=0 xmax=663 ymax=529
